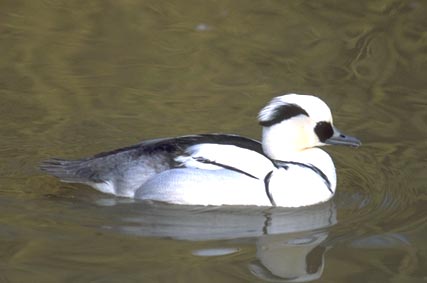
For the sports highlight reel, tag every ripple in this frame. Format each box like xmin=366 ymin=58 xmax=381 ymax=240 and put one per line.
xmin=329 ymin=138 xmax=427 ymax=247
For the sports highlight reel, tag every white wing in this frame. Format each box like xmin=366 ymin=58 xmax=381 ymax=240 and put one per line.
xmin=175 ymin=143 xmax=275 ymax=179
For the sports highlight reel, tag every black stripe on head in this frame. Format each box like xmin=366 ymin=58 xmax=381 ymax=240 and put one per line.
xmin=259 ymin=103 xmax=309 ymax=127
xmin=314 ymin=121 xmax=334 ymax=142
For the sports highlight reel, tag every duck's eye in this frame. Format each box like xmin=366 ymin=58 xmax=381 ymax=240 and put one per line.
xmin=314 ymin=121 xmax=334 ymax=142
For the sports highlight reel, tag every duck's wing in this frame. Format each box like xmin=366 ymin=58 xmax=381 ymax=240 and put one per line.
xmin=40 ymin=134 xmax=265 ymax=196
xmin=176 ymin=143 xmax=276 ymax=180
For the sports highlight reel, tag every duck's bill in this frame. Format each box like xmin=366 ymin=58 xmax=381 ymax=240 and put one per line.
xmin=325 ymin=129 xmax=361 ymax=147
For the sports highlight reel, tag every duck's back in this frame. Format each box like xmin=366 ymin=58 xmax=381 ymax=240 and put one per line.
xmin=40 ymin=134 xmax=264 ymax=197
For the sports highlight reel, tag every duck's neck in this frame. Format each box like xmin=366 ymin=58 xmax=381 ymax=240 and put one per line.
xmin=261 ymin=123 xmax=312 ymax=160
xmin=261 ymin=125 xmax=337 ymax=192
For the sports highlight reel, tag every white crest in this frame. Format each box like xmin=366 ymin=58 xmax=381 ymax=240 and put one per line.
xmin=258 ymin=93 xmax=333 ymax=126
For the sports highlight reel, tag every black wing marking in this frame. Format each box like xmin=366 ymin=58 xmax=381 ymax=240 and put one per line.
xmin=192 ymin=156 xmax=259 ymax=180
xmin=91 ymin=134 xmax=263 ymax=158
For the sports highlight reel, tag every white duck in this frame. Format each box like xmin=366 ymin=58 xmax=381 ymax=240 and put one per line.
xmin=41 ymin=94 xmax=361 ymax=207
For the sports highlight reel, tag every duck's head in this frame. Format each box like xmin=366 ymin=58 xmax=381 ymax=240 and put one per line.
xmin=258 ymin=94 xmax=361 ymax=159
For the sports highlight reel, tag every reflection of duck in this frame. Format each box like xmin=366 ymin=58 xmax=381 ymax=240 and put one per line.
xmin=105 ymin=200 xmax=337 ymax=282
xmin=41 ymin=94 xmax=360 ymax=207
xmin=114 ymin=200 xmax=337 ymax=240
xmin=250 ymin=232 xmax=329 ymax=282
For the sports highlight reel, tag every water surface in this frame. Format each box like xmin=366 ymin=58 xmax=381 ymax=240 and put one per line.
xmin=1 ymin=1 xmax=426 ymax=282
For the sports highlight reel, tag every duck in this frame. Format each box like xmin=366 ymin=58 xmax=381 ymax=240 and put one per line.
xmin=40 ymin=93 xmax=361 ymax=207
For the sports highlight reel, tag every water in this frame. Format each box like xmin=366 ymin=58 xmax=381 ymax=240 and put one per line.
xmin=1 ymin=0 xmax=426 ymax=282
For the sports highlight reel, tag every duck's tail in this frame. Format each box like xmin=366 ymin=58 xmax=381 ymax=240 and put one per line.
xmin=39 ymin=158 xmax=101 ymax=184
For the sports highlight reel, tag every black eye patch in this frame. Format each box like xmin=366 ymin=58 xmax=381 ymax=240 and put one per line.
xmin=314 ymin=121 xmax=334 ymax=142
xmin=259 ymin=103 xmax=309 ymax=127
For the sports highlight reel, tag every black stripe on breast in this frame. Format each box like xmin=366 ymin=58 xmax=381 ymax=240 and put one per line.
xmin=264 ymin=170 xmax=276 ymax=206
xmin=275 ymin=160 xmax=332 ymax=194
xmin=192 ymin=157 xmax=259 ymax=180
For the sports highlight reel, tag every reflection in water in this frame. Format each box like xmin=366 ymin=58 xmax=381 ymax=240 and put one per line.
xmin=250 ymin=233 xmax=328 ymax=282
xmin=104 ymin=200 xmax=336 ymax=282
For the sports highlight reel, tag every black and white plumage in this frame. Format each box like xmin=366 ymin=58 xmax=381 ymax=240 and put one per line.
xmin=40 ymin=94 xmax=361 ymax=207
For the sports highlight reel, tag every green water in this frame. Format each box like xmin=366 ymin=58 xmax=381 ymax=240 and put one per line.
xmin=1 ymin=1 xmax=426 ymax=282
